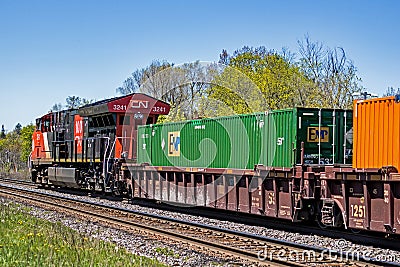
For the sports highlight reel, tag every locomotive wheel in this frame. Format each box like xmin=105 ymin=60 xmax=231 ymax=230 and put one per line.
xmin=316 ymin=216 xmax=328 ymax=229
xmin=349 ymin=228 xmax=361 ymax=234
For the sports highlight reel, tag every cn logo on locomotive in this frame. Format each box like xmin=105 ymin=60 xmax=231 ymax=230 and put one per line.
xmin=307 ymin=127 xmax=329 ymax=142
xmin=74 ymin=115 xmax=84 ymax=153
xmin=130 ymin=100 xmax=149 ymax=109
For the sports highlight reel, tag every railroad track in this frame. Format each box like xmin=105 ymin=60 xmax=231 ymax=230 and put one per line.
xmin=0 ymin=183 xmax=394 ymax=266
xmin=0 ymin=177 xmax=34 ymax=186
xmin=2 ymin=176 xmax=397 ymax=251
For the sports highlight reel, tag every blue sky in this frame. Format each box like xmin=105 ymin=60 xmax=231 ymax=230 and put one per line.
xmin=0 ymin=0 xmax=399 ymax=130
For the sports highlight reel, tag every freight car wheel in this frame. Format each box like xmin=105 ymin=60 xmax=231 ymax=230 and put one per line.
xmin=316 ymin=211 xmax=329 ymax=229
xmin=316 ymin=200 xmax=345 ymax=229
xmin=350 ymin=228 xmax=362 ymax=234
xmin=316 ymin=218 xmax=328 ymax=229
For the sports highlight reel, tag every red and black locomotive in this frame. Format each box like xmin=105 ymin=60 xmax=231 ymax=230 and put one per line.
xmin=30 ymin=93 xmax=170 ymax=195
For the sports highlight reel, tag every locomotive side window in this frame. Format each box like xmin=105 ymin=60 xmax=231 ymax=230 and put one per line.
xmin=146 ymin=116 xmax=155 ymax=124
xmin=36 ymin=119 xmax=41 ymax=130
xmin=65 ymin=113 xmax=70 ymax=126
xmin=40 ymin=116 xmax=52 ymax=132
xmin=93 ymin=117 xmax=100 ymax=127
xmin=104 ymin=114 xmax=115 ymax=126
xmin=89 ymin=117 xmax=94 ymax=128
xmin=88 ymin=114 xmax=116 ymax=129
xmin=44 ymin=120 xmax=50 ymax=131
xmin=119 ymin=115 xmax=131 ymax=125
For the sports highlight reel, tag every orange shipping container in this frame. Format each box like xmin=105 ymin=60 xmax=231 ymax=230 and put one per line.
xmin=353 ymin=96 xmax=400 ymax=170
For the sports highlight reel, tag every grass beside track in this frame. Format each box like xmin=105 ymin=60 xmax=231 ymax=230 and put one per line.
xmin=0 ymin=200 xmax=165 ymax=267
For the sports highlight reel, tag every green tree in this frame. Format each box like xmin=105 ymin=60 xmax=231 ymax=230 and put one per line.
xmin=20 ymin=124 xmax=35 ymax=163
xmin=15 ymin=123 xmax=22 ymax=135
xmin=0 ymin=131 xmax=20 ymax=172
xmin=0 ymin=124 xmax=35 ymax=172
xmin=0 ymin=125 xmax=5 ymax=139
xmin=205 ymin=46 xmax=316 ymax=116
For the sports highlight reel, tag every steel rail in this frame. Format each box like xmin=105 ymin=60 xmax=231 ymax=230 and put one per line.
xmin=0 ymin=184 xmax=396 ymax=266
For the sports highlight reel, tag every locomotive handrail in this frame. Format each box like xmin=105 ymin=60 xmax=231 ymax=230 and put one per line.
xmin=101 ymin=137 xmax=110 ymax=184
xmin=51 ymin=137 xmax=110 ymax=162
xmin=104 ymin=137 xmax=121 ymax=187
xmin=105 ymin=139 xmax=116 ymax=184
xmin=27 ymin=151 xmax=32 ymax=170
xmin=105 ymin=136 xmax=134 ymax=182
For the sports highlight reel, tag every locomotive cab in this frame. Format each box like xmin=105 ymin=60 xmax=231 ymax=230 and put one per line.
xmin=30 ymin=109 xmax=77 ymax=184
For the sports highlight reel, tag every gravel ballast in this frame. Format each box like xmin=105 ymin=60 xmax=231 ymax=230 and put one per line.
xmin=1 ymin=182 xmax=399 ymax=265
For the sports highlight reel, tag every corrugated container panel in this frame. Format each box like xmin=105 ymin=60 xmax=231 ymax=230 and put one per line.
xmin=138 ymin=107 xmax=352 ymax=169
xmin=338 ymin=110 xmax=353 ymax=164
xmin=353 ymin=97 xmax=400 ymax=169
xmin=265 ymin=109 xmax=296 ymax=168
xmin=137 ymin=125 xmax=153 ymax=164
xmin=296 ymin=108 xmax=353 ymax=165
xmin=263 ymin=108 xmax=353 ymax=167
xmin=138 ymin=113 xmax=265 ymax=169
xmin=245 ymin=113 xmax=263 ymax=169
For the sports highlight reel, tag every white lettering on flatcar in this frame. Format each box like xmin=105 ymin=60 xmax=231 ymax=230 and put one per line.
xmin=350 ymin=204 xmax=366 ymax=218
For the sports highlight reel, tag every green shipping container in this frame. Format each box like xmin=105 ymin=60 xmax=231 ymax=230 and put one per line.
xmin=267 ymin=108 xmax=353 ymax=167
xmin=138 ymin=113 xmax=264 ymax=169
xmin=137 ymin=108 xmax=353 ymax=169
